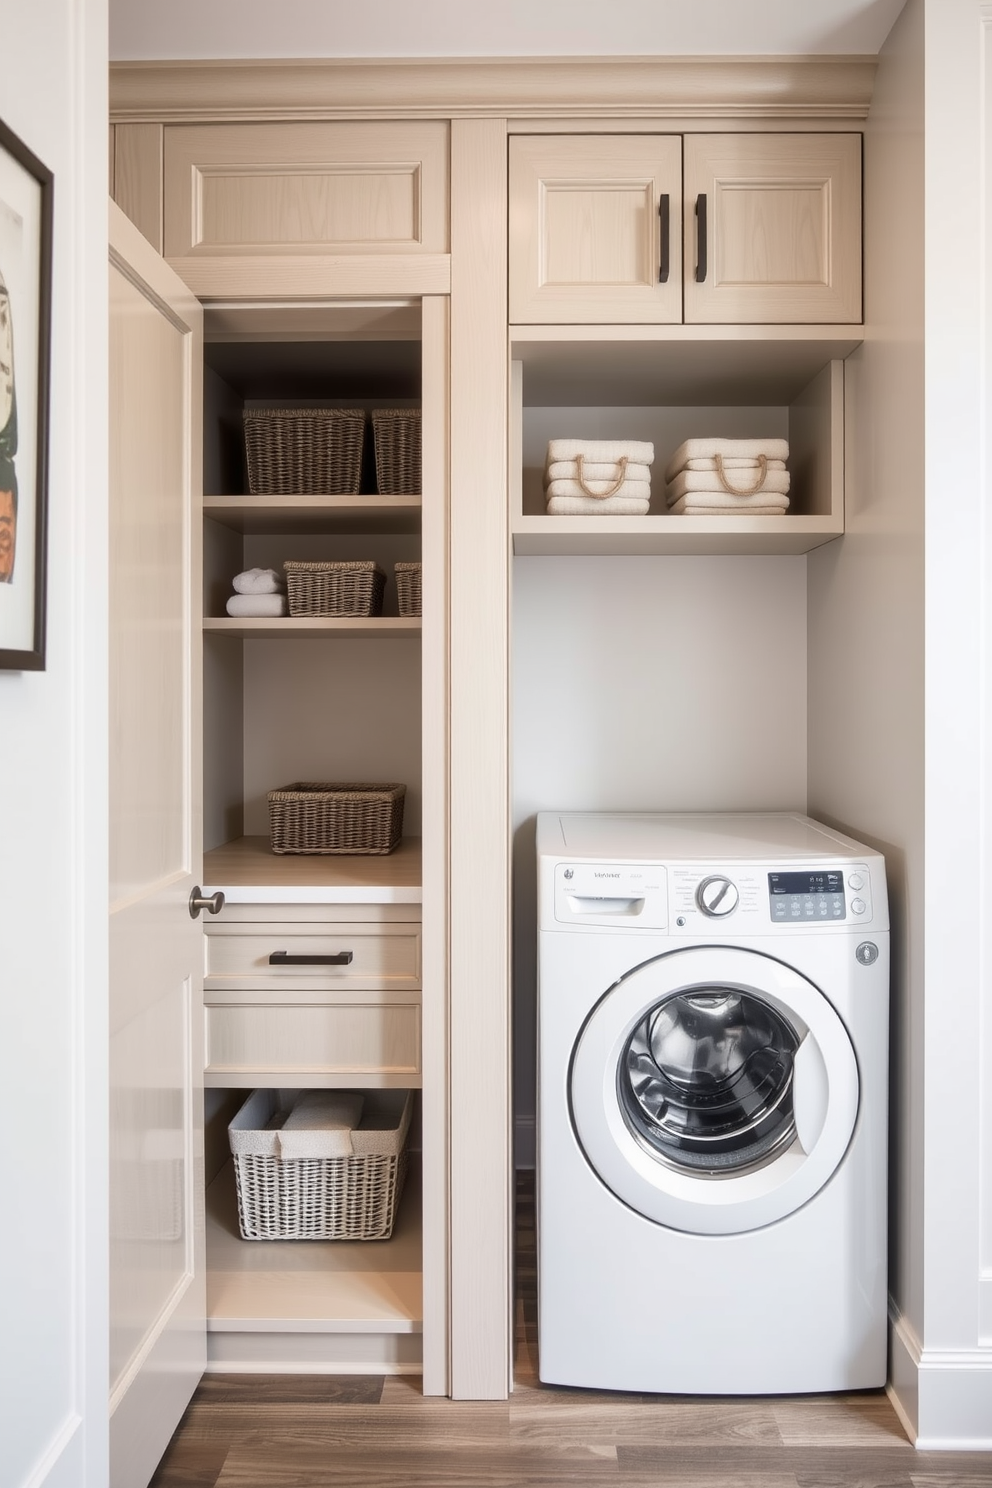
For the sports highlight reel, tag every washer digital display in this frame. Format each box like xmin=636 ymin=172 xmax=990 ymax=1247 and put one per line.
xmin=768 ymin=870 xmax=846 ymax=922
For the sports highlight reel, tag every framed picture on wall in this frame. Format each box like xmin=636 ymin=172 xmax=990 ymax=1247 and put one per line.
xmin=0 ymin=115 xmax=52 ymax=670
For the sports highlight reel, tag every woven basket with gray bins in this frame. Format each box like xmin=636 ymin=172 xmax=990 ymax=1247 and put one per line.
xmin=371 ymin=408 xmax=421 ymax=494
xmin=284 ymin=560 xmax=386 ymax=617
xmin=243 ymin=407 xmax=366 ymax=494
xmin=394 ymin=561 xmax=422 ymax=617
xmin=228 ymin=1088 xmax=412 ymax=1241
xmin=267 ymin=781 xmax=406 ymax=855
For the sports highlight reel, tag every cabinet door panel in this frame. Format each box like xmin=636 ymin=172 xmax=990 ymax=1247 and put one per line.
xmin=509 ymin=135 xmax=682 ymax=324
xmin=684 ymin=134 xmax=862 ymax=324
xmin=164 ymin=121 xmax=449 ymax=261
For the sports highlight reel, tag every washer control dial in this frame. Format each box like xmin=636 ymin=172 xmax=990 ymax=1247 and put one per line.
xmin=696 ymin=875 xmax=740 ymax=917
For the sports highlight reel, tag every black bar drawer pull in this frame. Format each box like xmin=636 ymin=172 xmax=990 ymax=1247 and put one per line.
xmin=268 ymin=951 xmax=354 ymax=966
xmin=695 ymin=193 xmax=708 ymax=283
xmin=658 ymin=194 xmax=670 ymax=283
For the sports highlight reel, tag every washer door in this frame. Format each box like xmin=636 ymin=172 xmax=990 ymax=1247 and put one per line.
xmin=570 ymin=945 xmax=859 ymax=1235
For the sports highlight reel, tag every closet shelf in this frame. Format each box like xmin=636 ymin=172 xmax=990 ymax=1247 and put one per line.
xmin=203 ymin=835 xmax=423 ymax=904
xmin=512 ymin=513 xmax=844 ymax=557
xmin=203 ymin=493 xmax=422 ymax=537
xmin=204 ymin=616 xmax=421 ymax=640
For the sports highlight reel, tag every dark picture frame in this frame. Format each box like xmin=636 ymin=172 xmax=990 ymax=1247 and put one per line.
xmin=0 ymin=116 xmax=52 ymax=670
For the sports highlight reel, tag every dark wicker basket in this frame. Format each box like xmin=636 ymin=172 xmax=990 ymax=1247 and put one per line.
xmin=284 ymin=561 xmax=386 ymax=617
xmin=371 ymin=409 xmax=422 ymax=494
xmin=267 ymin=782 xmax=406 ymax=855
xmin=243 ymin=408 xmax=366 ymax=495
xmin=394 ymin=562 xmax=422 ymax=617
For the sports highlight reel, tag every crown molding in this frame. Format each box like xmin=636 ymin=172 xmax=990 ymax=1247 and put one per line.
xmin=109 ymin=55 xmax=876 ymax=123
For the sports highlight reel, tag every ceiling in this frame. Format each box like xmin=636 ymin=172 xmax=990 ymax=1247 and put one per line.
xmin=109 ymin=0 xmax=909 ymax=61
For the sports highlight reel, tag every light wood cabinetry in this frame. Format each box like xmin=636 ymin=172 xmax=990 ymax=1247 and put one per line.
xmin=510 ymin=132 xmax=862 ymax=326
xmin=508 ymin=135 xmax=683 ymax=324
xmin=683 ymin=134 xmax=862 ymax=324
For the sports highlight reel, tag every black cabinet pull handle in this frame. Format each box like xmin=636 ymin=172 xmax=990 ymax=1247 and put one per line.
xmin=268 ymin=951 xmax=354 ymax=966
xmin=695 ymin=193 xmax=708 ymax=283
xmin=658 ymin=194 xmax=670 ymax=283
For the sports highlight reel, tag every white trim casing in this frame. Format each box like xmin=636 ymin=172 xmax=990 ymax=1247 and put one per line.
xmin=889 ymin=1308 xmax=992 ymax=1450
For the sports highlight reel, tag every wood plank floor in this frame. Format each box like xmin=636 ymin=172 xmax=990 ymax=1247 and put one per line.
xmin=150 ymin=1175 xmax=992 ymax=1488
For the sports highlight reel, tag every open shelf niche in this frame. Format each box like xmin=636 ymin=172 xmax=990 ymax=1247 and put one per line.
xmin=202 ymin=300 xmax=425 ymax=870
xmin=510 ymin=324 xmax=860 ymax=556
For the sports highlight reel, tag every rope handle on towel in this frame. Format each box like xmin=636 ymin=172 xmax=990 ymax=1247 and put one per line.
xmin=715 ymin=453 xmax=768 ymax=496
xmin=576 ymin=454 xmax=629 ymax=499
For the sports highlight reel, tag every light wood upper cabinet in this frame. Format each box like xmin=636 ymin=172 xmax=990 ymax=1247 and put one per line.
xmin=164 ymin=120 xmax=449 ymax=261
xmin=683 ymin=134 xmax=862 ymax=324
xmin=510 ymin=132 xmax=862 ymax=326
xmin=509 ymin=135 xmax=683 ymax=324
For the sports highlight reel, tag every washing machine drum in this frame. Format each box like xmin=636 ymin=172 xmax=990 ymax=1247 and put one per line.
xmin=570 ymin=946 xmax=859 ymax=1236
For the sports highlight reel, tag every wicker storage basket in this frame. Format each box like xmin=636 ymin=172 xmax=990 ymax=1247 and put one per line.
xmin=267 ymin=782 xmax=406 ymax=855
xmin=394 ymin=562 xmax=422 ymax=617
xmin=284 ymin=560 xmax=386 ymax=617
xmin=371 ymin=408 xmax=421 ymax=494
xmin=228 ymin=1088 xmax=412 ymax=1241
xmin=243 ymin=408 xmax=366 ymax=495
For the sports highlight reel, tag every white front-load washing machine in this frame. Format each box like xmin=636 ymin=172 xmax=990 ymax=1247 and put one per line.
xmin=536 ymin=810 xmax=889 ymax=1395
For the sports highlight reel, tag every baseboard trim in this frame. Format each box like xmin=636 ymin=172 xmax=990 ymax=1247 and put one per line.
xmin=888 ymin=1301 xmax=992 ymax=1449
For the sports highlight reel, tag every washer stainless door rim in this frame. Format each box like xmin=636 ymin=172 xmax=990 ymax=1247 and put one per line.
xmin=570 ymin=945 xmax=859 ymax=1236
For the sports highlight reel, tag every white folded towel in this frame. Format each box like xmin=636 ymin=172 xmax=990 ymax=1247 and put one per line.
xmin=277 ymin=1091 xmax=365 ymax=1160
xmin=232 ymin=567 xmax=285 ymax=595
xmin=666 ymin=468 xmax=791 ymax=503
xmin=546 ymin=495 xmax=651 ymax=516
xmin=226 ymin=593 xmax=288 ymax=618
xmin=668 ymin=495 xmax=790 ymax=516
xmin=545 ymin=459 xmax=653 ymax=484
xmin=665 ymin=438 xmax=790 ymax=484
xmin=546 ymin=477 xmax=651 ymax=502
xmin=683 ymin=457 xmax=786 ymax=473
xmin=547 ymin=439 xmax=655 ymax=465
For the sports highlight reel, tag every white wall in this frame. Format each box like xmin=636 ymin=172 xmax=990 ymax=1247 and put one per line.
xmin=108 ymin=0 xmax=908 ymax=61
xmin=0 ymin=1 xmax=109 ymax=1484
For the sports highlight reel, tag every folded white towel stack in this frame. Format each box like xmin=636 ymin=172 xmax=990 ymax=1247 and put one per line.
xmin=544 ymin=439 xmax=654 ymax=516
xmin=226 ymin=567 xmax=288 ymax=618
xmin=664 ymin=438 xmax=791 ymax=515
xmin=226 ymin=593 xmax=288 ymax=618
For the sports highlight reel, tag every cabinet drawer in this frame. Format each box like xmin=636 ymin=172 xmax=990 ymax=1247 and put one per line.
xmin=164 ymin=121 xmax=449 ymax=261
xmin=205 ymin=997 xmax=421 ymax=1088
xmin=205 ymin=922 xmax=420 ymax=990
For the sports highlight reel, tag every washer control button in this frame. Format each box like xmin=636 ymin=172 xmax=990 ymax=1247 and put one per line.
xmin=850 ymin=898 xmax=866 ymax=915
xmin=848 ymin=872 xmax=865 ymax=891
xmin=696 ymin=875 xmax=740 ymax=917
xmin=856 ymin=941 xmax=879 ymax=965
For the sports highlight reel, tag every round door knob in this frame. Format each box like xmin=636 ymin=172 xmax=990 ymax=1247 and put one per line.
xmin=696 ymin=875 xmax=739 ymax=917
xmin=189 ymin=886 xmax=225 ymax=919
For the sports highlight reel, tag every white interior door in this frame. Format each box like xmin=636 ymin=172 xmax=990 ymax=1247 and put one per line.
xmin=108 ymin=200 xmax=205 ymax=1488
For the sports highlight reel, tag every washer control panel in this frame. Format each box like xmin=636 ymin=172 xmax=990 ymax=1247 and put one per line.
xmin=667 ymin=863 xmax=874 ymax=930
xmin=768 ymin=867 xmax=872 ymax=924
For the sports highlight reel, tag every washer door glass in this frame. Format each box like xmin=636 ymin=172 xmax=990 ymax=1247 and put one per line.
xmin=621 ymin=987 xmax=799 ymax=1175
xmin=569 ymin=946 xmax=860 ymax=1235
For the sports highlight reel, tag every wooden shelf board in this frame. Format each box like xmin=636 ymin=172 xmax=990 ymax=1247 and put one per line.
xmin=206 ymin=1158 xmax=422 ymax=1334
xmin=510 ymin=326 xmax=863 ymax=406
xmin=203 ymin=493 xmax=422 ymax=536
xmin=512 ymin=515 xmax=843 ymax=557
xmin=204 ymin=615 xmax=421 ymax=639
xmin=203 ymin=835 xmax=423 ymax=903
